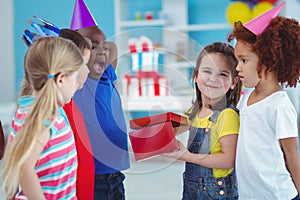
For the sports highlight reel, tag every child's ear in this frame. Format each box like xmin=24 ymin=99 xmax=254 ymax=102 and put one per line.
xmin=55 ymin=73 xmax=65 ymax=88
xmin=230 ymin=76 xmax=239 ymax=90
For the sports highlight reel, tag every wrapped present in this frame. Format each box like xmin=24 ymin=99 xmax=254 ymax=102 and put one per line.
xmin=123 ymin=74 xmax=139 ymax=97
xmin=123 ymin=71 xmax=169 ymax=97
xmin=138 ymin=71 xmax=168 ymax=96
xmin=129 ymin=112 xmax=189 ymax=161
xmin=130 ymin=112 xmax=188 ymax=129
xmin=130 ymin=51 xmax=159 ymax=72
xmin=128 ymin=36 xmax=160 ymax=72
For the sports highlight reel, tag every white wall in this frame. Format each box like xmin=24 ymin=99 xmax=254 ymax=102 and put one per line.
xmin=0 ymin=0 xmax=15 ymax=103
xmin=284 ymin=0 xmax=300 ymax=136
xmin=285 ymin=0 xmax=300 ymax=21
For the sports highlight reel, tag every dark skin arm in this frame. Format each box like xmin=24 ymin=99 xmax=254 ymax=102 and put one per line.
xmin=107 ymin=42 xmax=118 ymax=70
xmin=280 ymin=137 xmax=300 ymax=197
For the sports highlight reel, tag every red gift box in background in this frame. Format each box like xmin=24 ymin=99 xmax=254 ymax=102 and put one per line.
xmin=129 ymin=112 xmax=188 ymax=161
xmin=123 ymin=71 xmax=169 ymax=97
xmin=137 ymin=71 xmax=168 ymax=96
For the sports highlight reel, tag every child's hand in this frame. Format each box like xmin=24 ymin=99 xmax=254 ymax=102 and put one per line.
xmin=161 ymin=140 xmax=189 ymax=161
xmin=106 ymin=41 xmax=118 ymax=70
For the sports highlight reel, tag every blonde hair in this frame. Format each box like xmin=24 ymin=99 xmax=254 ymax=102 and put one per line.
xmin=19 ymin=70 xmax=32 ymax=96
xmin=19 ymin=29 xmax=92 ymax=97
xmin=2 ymin=36 xmax=83 ymax=198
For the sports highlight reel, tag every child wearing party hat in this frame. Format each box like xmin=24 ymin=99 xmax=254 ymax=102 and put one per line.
xmin=228 ymin=2 xmax=300 ymax=199
xmin=70 ymin=0 xmax=130 ymax=199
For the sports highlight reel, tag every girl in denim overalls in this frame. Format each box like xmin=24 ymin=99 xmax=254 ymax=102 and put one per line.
xmin=163 ymin=42 xmax=242 ymax=199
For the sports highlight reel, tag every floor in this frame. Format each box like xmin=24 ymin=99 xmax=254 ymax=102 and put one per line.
xmin=124 ymin=156 xmax=185 ymax=200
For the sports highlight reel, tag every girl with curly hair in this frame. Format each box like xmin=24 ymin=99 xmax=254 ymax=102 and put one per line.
xmin=228 ymin=4 xmax=300 ymax=199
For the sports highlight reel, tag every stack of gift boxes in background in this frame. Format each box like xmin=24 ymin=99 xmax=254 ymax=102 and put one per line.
xmin=123 ymin=36 xmax=169 ymax=97
xmin=123 ymin=36 xmax=190 ymax=161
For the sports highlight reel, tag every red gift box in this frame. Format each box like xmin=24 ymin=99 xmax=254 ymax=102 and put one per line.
xmin=129 ymin=112 xmax=188 ymax=161
xmin=130 ymin=112 xmax=188 ymax=129
xmin=123 ymin=71 xmax=169 ymax=97
xmin=137 ymin=71 xmax=168 ymax=96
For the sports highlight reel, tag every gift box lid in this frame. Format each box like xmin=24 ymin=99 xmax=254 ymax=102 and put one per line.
xmin=130 ymin=112 xmax=188 ymax=130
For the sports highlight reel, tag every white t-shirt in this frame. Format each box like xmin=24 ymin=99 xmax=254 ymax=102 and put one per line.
xmin=236 ymin=90 xmax=298 ymax=200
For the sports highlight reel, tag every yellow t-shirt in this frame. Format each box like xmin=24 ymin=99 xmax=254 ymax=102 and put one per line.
xmin=190 ymin=108 xmax=239 ymax=178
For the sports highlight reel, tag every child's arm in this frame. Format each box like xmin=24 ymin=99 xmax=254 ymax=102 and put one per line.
xmin=173 ymin=125 xmax=189 ymax=136
xmin=19 ymin=128 xmax=50 ymax=200
xmin=162 ymin=134 xmax=238 ymax=170
xmin=107 ymin=41 xmax=118 ymax=70
xmin=280 ymin=137 xmax=300 ymax=196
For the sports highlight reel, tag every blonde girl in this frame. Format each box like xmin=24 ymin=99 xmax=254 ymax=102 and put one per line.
xmin=2 ymin=37 xmax=83 ymax=199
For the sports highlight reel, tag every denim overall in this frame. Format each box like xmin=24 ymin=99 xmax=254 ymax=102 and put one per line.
xmin=182 ymin=110 xmax=238 ymax=200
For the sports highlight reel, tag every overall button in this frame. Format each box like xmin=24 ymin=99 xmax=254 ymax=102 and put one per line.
xmin=219 ymin=190 xmax=224 ymax=195
xmin=205 ymin=128 xmax=209 ymax=133
xmin=217 ymin=181 xmax=223 ymax=186
xmin=203 ymin=187 xmax=207 ymax=190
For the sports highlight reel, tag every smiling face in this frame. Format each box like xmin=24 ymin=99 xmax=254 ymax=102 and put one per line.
xmin=78 ymin=26 xmax=108 ymax=80
xmin=196 ymin=53 xmax=237 ymax=105
xmin=234 ymin=40 xmax=260 ymax=88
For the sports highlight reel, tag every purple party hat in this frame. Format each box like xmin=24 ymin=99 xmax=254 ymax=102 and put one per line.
xmin=244 ymin=2 xmax=285 ymax=35
xmin=70 ymin=0 xmax=98 ymax=30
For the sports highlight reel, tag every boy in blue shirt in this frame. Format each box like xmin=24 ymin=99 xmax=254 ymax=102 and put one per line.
xmin=74 ymin=25 xmax=130 ymax=200
xmin=70 ymin=1 xmax=130 ymax=199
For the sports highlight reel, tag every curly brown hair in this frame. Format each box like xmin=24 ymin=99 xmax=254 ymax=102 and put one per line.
xmin=228 ymin=16 xmax=300 ymax=87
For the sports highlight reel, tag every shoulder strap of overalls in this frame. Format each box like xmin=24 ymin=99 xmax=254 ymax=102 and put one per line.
xmin=208 ymin=105 xmax=239 ymax=124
